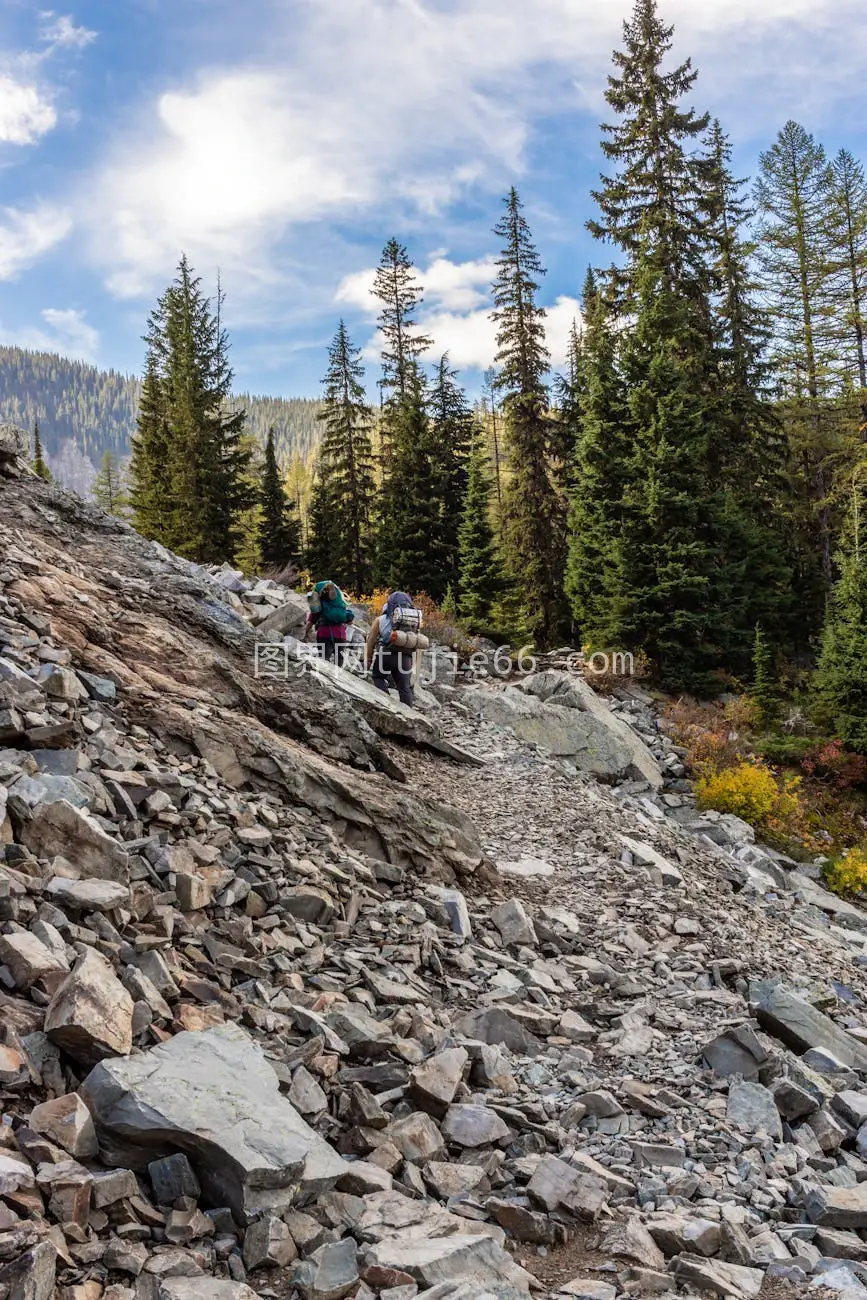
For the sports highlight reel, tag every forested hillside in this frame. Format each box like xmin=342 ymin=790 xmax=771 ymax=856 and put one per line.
xmin=0 ymin=346 xmax=322 ymax=482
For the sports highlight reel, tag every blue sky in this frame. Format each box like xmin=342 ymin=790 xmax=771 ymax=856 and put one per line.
xmin=2 ymin=0 xmax=867 ymax=399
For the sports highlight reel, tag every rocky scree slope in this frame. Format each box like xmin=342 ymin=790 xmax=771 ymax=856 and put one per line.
xmin=0 ymin=467 xmax=866 ymax=1300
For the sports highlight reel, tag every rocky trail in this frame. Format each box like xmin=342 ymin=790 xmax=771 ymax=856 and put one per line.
xmin=4 ymin=444 xmax=867 ymax=1300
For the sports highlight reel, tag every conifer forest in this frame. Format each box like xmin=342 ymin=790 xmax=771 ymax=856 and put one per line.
xmin=7 ymin=0 xmax=867 ymax=755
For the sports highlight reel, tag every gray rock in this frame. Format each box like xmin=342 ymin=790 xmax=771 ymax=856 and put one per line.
xmin=0 ymin=1240 xmax=56 ymax=1299
xmin=82 ymin=1023 xmax=347 ymax=1220
xmin=29 ymin=1092 xmax=98 ymax=1159
xmin=441 ymin=1104 xmax=511 ymax=1148
xmin=490 ymin=899 xmax=536 ymax=947
xmin=751 ymin=981 xmax=867 ymax=1070
xmin=453 ymin=1007 xmax=541 ymax=1056
xmin=528 ymin=1156 xmax=608 ymax=1221
xmin=0 ymin=931 xmax=67 ymax=989
xmin=158 ymin=1283 xmax=259 ymax=1300
xmin=293 ymin=1237 xmax=359 ymax=1300
xmin=805 ymin=1184 xmax=867 ymax=1228
xmin=44 ymin=876 xmax=130 ymax=912
xmin=726 ymin=1080 xmax=783 ymax=1141
xmin=149 ymin=1154 xmax=201 ymax=1204
xmin=243 ymin=1213 xmax=297 ymax=1269
xmin=365 ymin=1233 xmax=533 ymax=1292
xmin=45 ymin=947 xmax=134 ymax=1065
xmin=19 ymin=798 xmax=130 ymax=884
xmin=410 ymin=1048 xmax=468 ymax=1113
xmin=671 ymin=1254 xmax=763 ymax=1300
xmin=465 ymin=683 xmax=662 ymax=786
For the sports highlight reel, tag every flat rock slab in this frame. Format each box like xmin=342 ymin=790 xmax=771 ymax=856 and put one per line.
xmin=82 ymin=1023 xmax=347 ymax=1221
xmin=672 ymin=1253 xmax=763 ymax=1300
xmin=752 ymin=982 xmax=867 ymax=1071
xmin=804 ymin=1184 xmax=867 ymax=1229
xmin=365 ymin=1232 xmax=533 ymax=1292
xmin=159 ymin=1283 xmax=259 ymax=1300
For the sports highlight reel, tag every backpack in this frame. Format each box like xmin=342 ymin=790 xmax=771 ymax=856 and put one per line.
xmin=392 ymin=606 xmax=423 ymax=634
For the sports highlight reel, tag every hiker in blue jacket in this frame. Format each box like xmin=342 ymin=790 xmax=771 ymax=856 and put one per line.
xmin=365 ymin=590 xmax=416 ymax=706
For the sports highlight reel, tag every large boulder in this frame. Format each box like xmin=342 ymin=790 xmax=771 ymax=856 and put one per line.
xmin=463 ymin=681 xmax=661 ymax=786
xmin=18 ymin=799 xmax=130 ymax=883
xmin=81 ymin=1023 xmax=347 ymax=1221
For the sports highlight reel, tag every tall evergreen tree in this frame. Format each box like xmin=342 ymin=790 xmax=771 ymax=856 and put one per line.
xmin=491 ymin=187 xmax=560 ymax=645
xmin=258 ymin=427 xmax=301 ymax=571
xmin=375 ymin=369 xmax=449 ymax=596
xmin=428 ymin=354 xmax=472 ymax=597
xmin=129 ymin=256 xmax=252 ymax=563
xmin=458 ymin=424 xmax=506 ymax=628
xmin=615 ymin=250 xmax=726 ymax=689
xmin=129 ymin=352 xmax=170 ymax=541
xmin=827 ymin=148 xmax=867 ymax=409
xmin=305 ymin=469 xmax=338 ymax=578
xmin=755 ymin=122 xmax=838 ymax=586
xmin=31 ymin=420 xmax=50 ymax=480
xmin=92 ymin=450 xmax=128 ymax=515
xmin=316 ymin=322 xmax=377 ymax=592
xmin=371 ymin=239 xmax=432 ymax=406
xmin=813 ymin=479 xmax=867 ymax=752
xmin=588 ymin=0 xmax=710 ymax=300
xmin=582 ymin=0 xmax=747 ymax=687
xmin=566 ymin=270 xmax=629 ymax=647
xmin=702 ymin=120 xmax=794 ymax=656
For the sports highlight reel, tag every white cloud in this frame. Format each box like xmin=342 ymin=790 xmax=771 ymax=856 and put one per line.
xmin=0 ymin=307 xmax=99 ymax=363
xmin=336 ymin=253 xmax=498 ymax=318
xmin=81 ymin=0 xmax=867 ymax=317
xmin=421 ymin=292 xmax=581 ymax=372
xmin=0 ymin=75 xmax=56 ymax=145
xmin=0 ymin=204 xmax=72 ymax=279
xmin=39 ymin=13 xmax=98 ymax=52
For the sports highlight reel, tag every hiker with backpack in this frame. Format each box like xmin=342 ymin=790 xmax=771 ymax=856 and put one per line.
xmin=365 ymin=590 xmax=429 ymax=707
xmin=303 ymin=580 xmax=355 ymax=664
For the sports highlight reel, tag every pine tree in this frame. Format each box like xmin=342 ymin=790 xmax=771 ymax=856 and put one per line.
xmin=827 ymin=148 xmax=867 ymax=411
xmin=428 ymin=354 xmax=472 ymax=597
xmin=233 ymin=428 xmax=268 ymax=577
xmin=92 ymin=450 xmax=128 ymax=515
xmin=316 ymin=322 xmax=376 ymax=592
xmin=258 ymin=427 xmax=301 ymax=571
xmin=582 ymin=1 xmax=746 ymax=688
xmin=615 ymin=251 xmax=725 ymax=690
xmin=458 ymin=423 xmax=506 ymax=628
xmin=702 ymin=120 xmax=794 ymax=660
xmin=750 ymin=624 xmax=779 ymax=731
xmin=129 ymin=351 xmax=170 ymax=541
xmin=376 ymin=369 xmax=449 ymax=595
xmin=31 ymin=420 xmax=50 ymax=480
xmin=813 ymin=480 xmax=867 ymax=752
xmin=566 ymin=270 xmax=630 ymax=648
xmin=129 ymin=256 xmax=252 ymax=563
xmin=491 ymin=187 xmax=560 ymax=645
xmin=305 ymin=470 xmax=338 ymax=578
xmin=755 ymin=122 xmax=837 ymax=587
xmin=371 ymin=239 xmax=432 ymax=406
xmin=588 ymin=0 xmax=711 ymax=301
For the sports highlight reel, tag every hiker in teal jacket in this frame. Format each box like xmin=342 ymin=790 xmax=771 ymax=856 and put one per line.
xmin=303 ymin=580 xmax=354 ymax=664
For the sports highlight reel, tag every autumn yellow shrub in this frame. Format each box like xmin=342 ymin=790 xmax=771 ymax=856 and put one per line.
xmin=695 ymin=760 xmax=779 ymax=824
xmin=824 ymin=848 xmax=867 ymax=896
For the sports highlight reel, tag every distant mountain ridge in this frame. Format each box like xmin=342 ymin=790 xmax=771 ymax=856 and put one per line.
xmin=0 ymin=345 xmax=323 ymax=479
